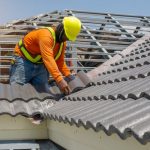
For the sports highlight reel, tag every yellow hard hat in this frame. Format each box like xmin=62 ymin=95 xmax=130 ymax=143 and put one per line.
xmin=63 ymin=16 xmax=81 ymax=41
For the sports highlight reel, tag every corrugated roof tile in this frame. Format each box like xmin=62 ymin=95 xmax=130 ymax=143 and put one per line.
xmin=45 ymin=36 xmax=150 ymax=144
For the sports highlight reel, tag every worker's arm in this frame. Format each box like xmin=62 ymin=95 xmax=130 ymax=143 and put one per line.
xmin=38 ymin=31 xmax=71 ymax=95
xmin=56 ymin=43 xmax=71 ymax=77
xmin=39 ymin=33 xmax=63 ymax=83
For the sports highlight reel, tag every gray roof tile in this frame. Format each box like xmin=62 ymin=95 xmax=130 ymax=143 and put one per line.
xmin=64 ymin=76 xmax=150 ymax=100
xmin=0 ymin=83 xmax=54 ymax=101
xmin=0 ymin=71 xmax=91 ymax=119
xmin=0 ymin=83 xmax=55 ymax=119
xmin=96 ymin=65 xmax=149 ymax=84
xmin=45 ymin=37 xmax=150 ymax=144
xmin=45 ymin=98 xmax=150 ymax=144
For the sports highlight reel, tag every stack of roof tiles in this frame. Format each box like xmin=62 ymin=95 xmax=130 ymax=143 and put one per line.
xmin=45 ymin=37 xmax=150 ymax=144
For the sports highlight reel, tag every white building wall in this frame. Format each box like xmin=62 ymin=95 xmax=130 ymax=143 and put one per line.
xmin=47 ymin=120 xmax=150 ymax=150
xmin=0 ymin=115 xmax=48 ymax=140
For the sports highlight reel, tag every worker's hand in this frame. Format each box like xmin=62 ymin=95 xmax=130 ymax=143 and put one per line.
xmin=70 ymin=70 xmax=76 ymax=75
xmin=65 ymin=74 xmax=75 ymax=83
xmin=58 ymin=79 xmax=71 ymax=95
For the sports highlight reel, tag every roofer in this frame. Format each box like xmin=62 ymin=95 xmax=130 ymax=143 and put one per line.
xmin=9 ymin=16 xmax=81 ymax=95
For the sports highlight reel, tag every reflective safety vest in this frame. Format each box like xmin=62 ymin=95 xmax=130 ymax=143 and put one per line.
xmin=18 ymin=27 xmax=64 ymax=63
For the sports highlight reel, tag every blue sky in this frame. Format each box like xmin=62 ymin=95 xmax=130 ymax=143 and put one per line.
xmin=0 ymin=0 xmax=150 ymax=24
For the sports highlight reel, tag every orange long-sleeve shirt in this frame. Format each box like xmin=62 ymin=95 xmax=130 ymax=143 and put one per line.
xmin=14 ymin=28 xmax=71 ymax=83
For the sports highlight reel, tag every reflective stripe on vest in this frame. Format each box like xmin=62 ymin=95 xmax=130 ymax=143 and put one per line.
xmin=18 ymin=27 xmax=64 ymax=63
xmin=46 ymin=27 xmax=64 ymax=61
xmin=19 ymin=40 xmax=42 ymax=63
